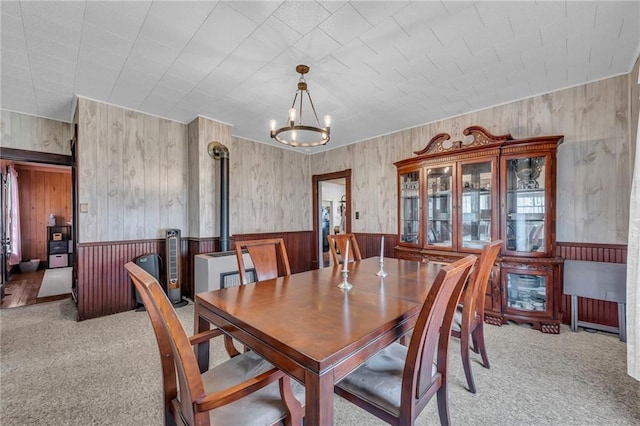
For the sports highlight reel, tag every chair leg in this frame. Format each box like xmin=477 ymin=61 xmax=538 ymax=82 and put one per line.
xmin=460 ymin=329 xmax=476 ymax=394
xmin=436 ymin=382 xmax=451 ymax=426
xmin=471 ymin=324 xmax=490 ymax=369
xmin=165 ymin=406 xmax=179 ymax=426
xmin=279 ymin=376 xmax=303 ymax=426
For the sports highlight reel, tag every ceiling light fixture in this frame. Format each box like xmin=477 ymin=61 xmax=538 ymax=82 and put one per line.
xmin=270 ymin=64 xmax=331 ymax=148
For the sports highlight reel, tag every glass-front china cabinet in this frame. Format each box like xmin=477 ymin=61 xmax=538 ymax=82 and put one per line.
xmin=395 ymin=126 xmax=564 ymax=333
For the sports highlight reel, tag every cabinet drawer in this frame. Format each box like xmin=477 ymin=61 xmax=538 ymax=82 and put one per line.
xmin=49 ymin=254 xmax=68 ymax=268
xmin=49 ymin=241 xmax=68 ymax=254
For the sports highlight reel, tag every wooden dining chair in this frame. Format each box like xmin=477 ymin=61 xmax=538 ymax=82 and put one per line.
xmin=327 ymin=233 xmax=362 ymax=266
xmin=334 ymin=255 xmax=476 ymax=426
xmin=235 ymin=238 xmax=292 ymax=285
xmin=451 ymin=240 xmax=502 ymax=394
xmin=124 ymin=262 xmax=304 ymax=426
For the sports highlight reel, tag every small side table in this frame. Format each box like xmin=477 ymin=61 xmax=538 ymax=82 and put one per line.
xmin=563 ymin=260 xmax=627 ymax=342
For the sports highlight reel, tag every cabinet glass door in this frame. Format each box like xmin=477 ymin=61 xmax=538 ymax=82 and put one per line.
xmin=505 ymin=270 xmax=549 ymax=314
xmin=426 ymin=165 xmax=453 ymax=248
xmin=460 ymin=160 xmax=495 ymax=250
xmin=505 ymin=156 xmax=547 ymax=255
xmin=399 ymin=171 xmax=420 ymax=245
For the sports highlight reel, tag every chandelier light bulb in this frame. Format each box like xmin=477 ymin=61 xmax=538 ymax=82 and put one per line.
xmin=291 ymin=130 xmax=297 ymax=141
xmin=324 ymin=115 xmax=331 ymax=127
xmin=270 ymin=119 xmax=277 ymax=131
xmin=289 ymin=108 xmax=297 ymax=123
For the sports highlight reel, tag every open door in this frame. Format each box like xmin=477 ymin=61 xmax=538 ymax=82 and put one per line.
xmin=312 ymin=170 xmax=351 ymax=269
xmin=0 ymin=147 xmax=74 ymax=306
xmin=70 ymin=124 xmax=78 ymax=303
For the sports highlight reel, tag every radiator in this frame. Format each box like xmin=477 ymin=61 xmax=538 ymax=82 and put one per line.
xmin=194 ymin=251 xmax=256 ymax=294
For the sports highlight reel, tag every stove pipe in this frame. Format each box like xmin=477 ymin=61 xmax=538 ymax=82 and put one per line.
xmin=207 ymin=142 xmax=230 ymax=251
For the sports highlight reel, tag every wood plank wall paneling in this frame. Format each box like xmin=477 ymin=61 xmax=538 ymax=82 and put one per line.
xmin=17 ymin=165 xmax=71 ymax=263
xmin=74 ymin=235 xmax=627 ymax=324
xmin=354 ymin=233 xmax=399 ymax=260
xmin=75 ymin=234 xmax=313 ymax=320
xmin=232 ymin=231 xmax=314 ymax=274
xmin=76 ymin=238 xmax=206 ymax=320
xmin=557 ymin=242 xmax=627 ymax=327
xmin=77 ymin=240 xmax=164 ymax=320
xmin=76 ymin=238 xmax=224 ymax=320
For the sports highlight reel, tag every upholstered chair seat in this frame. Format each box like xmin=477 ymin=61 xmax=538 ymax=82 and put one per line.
xmin=202 ymin=350 xmax=306 ymax=425
xmin=451 ymin=305 xmax=466 ymax=333
xmin=336 ymin=343 xmax=437 ymax=418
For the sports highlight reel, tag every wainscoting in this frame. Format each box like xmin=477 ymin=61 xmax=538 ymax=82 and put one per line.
xmin=233 ymin=231 xmax=314 ymax=274
xmin=75 ymin=235 xmax=626 ymax=325
xmin=354 ymin=233 xmax=399 ymax=259
xmin=77 ymin=239 xmax=172 ymax=320
xmin=75 ymin=231 xmax=312 ymax=320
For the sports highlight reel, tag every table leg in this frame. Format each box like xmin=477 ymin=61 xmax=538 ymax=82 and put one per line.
xmin=194 ymin=306 xmax=210 ymax=373
xmin=304 ymin=369 xmax=334 ymax=426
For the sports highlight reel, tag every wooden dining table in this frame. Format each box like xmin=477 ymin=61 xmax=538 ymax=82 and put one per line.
xmin=194 ymin=256 xmax=444 ymax=425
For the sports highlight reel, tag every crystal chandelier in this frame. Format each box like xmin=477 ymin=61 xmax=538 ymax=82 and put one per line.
xmin=269 ymin=64 xmax=331 ymax=148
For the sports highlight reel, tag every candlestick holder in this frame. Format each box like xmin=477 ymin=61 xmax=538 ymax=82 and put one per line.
xmin=375 ymin=258 xmax=388 ymax=277
xmin=338 ymin=269 xmax=353 ymax=290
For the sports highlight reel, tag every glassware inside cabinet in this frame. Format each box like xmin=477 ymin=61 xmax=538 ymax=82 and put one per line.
xmin=400 ymin=171 xmax=420 ymax=244
xmin=506 ymin=156 xmax=546 ymax=253
xmin=426 ymin=166 xmax=452 ymax=247
xmin=506 ymin=272 xmax=547 ymax=312
xmin=460 ymin=161 xmax=493 ymax=250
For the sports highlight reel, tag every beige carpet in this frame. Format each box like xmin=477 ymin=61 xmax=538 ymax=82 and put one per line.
xmin=0 ymin=299 xmax=638 ymax=425
xmin=37 ymin=267 xmax=72 ymax=298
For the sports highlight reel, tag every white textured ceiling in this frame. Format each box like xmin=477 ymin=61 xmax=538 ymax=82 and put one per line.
xmin=1 ymin=1 xmax=639 ymax=153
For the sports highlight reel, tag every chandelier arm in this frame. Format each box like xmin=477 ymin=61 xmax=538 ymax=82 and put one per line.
xmin=290 ymin=91 xmax=299 ymax=121
xmin=305 ymin=90 xmax=322 ymax=126
xmin=299 ymin=91 xmax=303 ymax=126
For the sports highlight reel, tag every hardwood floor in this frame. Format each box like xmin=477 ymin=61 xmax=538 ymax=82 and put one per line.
xmin=1 ymin=269 xmax=70 ymax=309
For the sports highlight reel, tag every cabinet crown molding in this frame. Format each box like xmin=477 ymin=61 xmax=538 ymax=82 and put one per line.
xmin=413 ymin=126 xmax=513 ymax=156
xmin=411 ymin=125 xmax=563 ymax=159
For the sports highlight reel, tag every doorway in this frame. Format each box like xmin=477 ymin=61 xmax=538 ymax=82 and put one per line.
xmin=0 ymin=148 xmax=75 ymax=308
xmin=312 ymin=170 xmax=351 ymax=269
